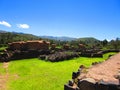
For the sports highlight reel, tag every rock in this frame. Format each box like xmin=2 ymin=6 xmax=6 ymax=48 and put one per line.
xmin=64 ymin=84 xmax=79 ymax=90
xmin=68 ymin=80 xmax=74 ymax=86
xmin=108 ymin=84 xmax=120 ymax=90
xmin=78 ymin=78 xmax=96 ymax=90
xmin=72 ymin=72 xmax=80 ymax=79
xmin=96 ymin=83 xmax=109 ymax=90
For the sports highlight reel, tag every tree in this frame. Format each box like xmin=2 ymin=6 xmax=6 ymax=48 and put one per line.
xmin=102 ymin=39 xmax=108 ymax=47
xmin=109 ymin=38 xmax=120 ymax=49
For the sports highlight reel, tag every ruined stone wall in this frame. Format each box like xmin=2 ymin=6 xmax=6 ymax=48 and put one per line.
xmin=8 ymin=40 xmax=50 ymax=51
xmin=8 ymin=41 xmax=26 ymax=50
xmin=64 ymin=64 xmax=120 ymax=90
xmin=63 ymin=44 xmax=70 ymax=50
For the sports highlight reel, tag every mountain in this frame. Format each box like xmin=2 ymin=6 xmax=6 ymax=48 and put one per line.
xmin=0 ymin=30 xmax=27 ymax=34
xmin=40 ymin=36 xmax=76 ymax=41
xmin=0 ymin=30 xmax=101 ymax=45
xmin=11 ymin=31 xmax=25 ymax=34
xmin=0 ymin=30 xmax=8 ymax=33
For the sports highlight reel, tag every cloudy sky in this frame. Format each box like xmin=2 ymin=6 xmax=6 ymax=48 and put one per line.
xmin=0 ymin=0 xmax=120 ymax=40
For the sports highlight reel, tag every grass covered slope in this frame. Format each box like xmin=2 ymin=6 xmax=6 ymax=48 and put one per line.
xmin=2 ymin=52 xmax=116 ymax=90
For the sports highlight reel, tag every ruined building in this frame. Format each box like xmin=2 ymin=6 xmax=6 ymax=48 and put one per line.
xmin=8 ymin=40 xmax=50 ymax=51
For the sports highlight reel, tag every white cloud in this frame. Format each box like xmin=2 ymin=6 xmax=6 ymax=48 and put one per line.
xmin=17 ymin=24 xmax=30 ymax=29
xmin=0 ymin=21 xmax=11 ymax=27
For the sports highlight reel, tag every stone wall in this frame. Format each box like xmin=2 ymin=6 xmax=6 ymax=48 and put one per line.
xmin=8 ymin=40 xmax=50 ymax=51
xmin=26 ymin=40 xmax=50 ymax=50
xmin=64 ymin=65 xmax=120 ymax=90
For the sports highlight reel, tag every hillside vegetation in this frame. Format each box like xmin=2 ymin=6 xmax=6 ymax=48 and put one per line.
xmin=0 ymin=30 xmax=120 ymax=50
xmin=0 ymin=31 xmax=41 ymax=45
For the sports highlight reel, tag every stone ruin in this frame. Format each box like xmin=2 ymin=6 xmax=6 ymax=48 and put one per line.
xmin=64 ymin=53 xmax=120 ymax=90
xmin=39 ymin=51 xmax=80 ymax=62
xmin=8 ymin=40 xmax=50 ymax=51
xmin=63 ymin=44 xmax=70 ymax=50
xmin=0 ymin=40 xmax=50 ymax=61
xmin=0 ymin=40 xmax=119 ymax=62
xmin=50 ymin=44 xmax=56 ymax=50
xmin=78 ymin=44 xmax=86 ymax=51
xmin=64 ymin=65 xmax=120 ymax=90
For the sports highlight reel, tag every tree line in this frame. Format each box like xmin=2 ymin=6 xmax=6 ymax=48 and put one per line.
xmin=0 ymin=32 xmax=120 ymax=50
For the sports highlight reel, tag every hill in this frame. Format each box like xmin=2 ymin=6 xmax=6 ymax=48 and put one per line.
xmin=0 ymin=30 xmax=101 ymax=47
xmin=0 ymin=30 xmax=41 ymax=45
xmin=77 ymin=37 xmax=100 ymax=42
xmin=76 ymin=37 xmax=101 ymax=47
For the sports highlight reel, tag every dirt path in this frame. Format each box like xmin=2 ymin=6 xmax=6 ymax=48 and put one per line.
xmin=0 ymin=62 xmax=9 ymax=90
xmin=80 ymin=52 xmax=120 ymax=84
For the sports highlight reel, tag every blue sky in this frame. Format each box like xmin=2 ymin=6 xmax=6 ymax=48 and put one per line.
xmin=0 ymin=0 xmax=120 ymax=40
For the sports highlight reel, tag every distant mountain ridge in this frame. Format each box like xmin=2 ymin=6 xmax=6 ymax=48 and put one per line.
xmin=0 ymin=30 xmax=8 ymax=33
xmin=40 ymin=36 xmax=76 ymax=41
xmin=0 ymin=30 xmax=101 ymax=42
xmin=0 ymin=30 xmax=24 ymax=34
xmin=0 ymin=30 xmax=77 ymax=41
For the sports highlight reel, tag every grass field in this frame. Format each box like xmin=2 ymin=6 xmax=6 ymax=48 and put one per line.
xmin=0 ymin=52 xmax=117 ymax=90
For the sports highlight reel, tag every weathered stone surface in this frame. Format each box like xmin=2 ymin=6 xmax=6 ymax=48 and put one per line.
xmin=96 ymin=83 xmax=109 ymax=90
xmin=8 ymin=40 xmax=50 ymax=51
xmin=72 ymin=72 xmax=80 ymax=79
xmin=78 ymin=80 xmax=96 ymax=90
xmin=64 ymin=84 xmax=79 ymax=90
xmin=63 ymin=44 xmax=70 ymax=50
xmin=46 ymin=51 xmax=80 ymax=62
xmin=68 ymin=80 xmax=74 ymax=86
xmin=108 ymin=84 xmax=120 ymax=90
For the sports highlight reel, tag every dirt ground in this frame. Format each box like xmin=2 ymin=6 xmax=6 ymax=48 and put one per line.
xmin=0 ymin=62 xmax=9 ymax=90
xmin=80 ymin=52 xmax=120 ymax=84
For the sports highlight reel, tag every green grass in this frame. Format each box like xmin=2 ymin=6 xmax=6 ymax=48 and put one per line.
xmin=103 ymin=52 xmax=117 ymax=59
xmin=0 ymin=46 xmax=7 ymax=54
xmin=0 ymin=52 xmax=117 ymax=90
xmin=0 ymin=46 xmax=7 ymax=51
